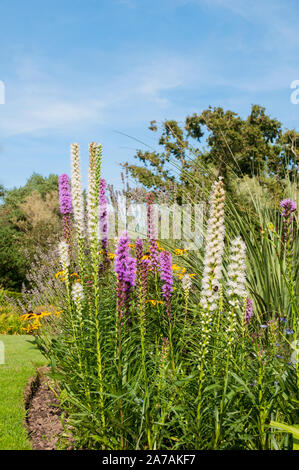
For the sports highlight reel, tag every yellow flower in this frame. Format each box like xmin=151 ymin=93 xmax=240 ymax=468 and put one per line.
xmin=129 ymin=243 xmax=136 ymax=248
xmin=55 ymin=271 xmax=66 ymax=282
xmin=55 ymin=271 xmax=65 ymax=278
xmin=175 ymin=268 xmax=186 ymax=279
xmin=108 ymin=252 xmax=116 ymax=260
xmin=39 ymin=311 xmax=52 ymax=318
xmin=146 ymin=299 xmax=164 ymax=306
xmin=268 ymin=223 xmax=274 ymax=231
xmin=54 ymin=310 xmax=63 ymax=317
xmin=22 ymin=325 xmax=32 ymax=333
xmin=156 ymin=241 xmax=165 ymax=251
xmin=172 ymin=264 xmax=182 ymax=271
xmin=20 ymin=313 xmax=38 ymax=321
xmin=32 ymin=319 xmax=42 ymax=328
xmin=175 ymin=248 xmax=188 ymax=256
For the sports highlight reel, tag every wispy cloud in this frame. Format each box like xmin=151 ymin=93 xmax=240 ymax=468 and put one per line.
xmin=0 ymin=54 xmax=200 ymax=137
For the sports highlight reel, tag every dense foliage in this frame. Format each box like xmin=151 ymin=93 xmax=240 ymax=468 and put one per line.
xmin=124 ymin=105 xmax=298 ymax=201
xmin=18 ymin=142 xmax=298 ymax=450
xmin=0 ymin=174 xmax=61 ymax=290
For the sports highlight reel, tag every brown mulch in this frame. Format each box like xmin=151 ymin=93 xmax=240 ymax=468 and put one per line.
xmin=24 ymin=367 xmax=66 ymax=450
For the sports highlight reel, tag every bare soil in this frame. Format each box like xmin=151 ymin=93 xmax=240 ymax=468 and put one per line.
xmin=24 ymin=367 xmax=65 ymax=450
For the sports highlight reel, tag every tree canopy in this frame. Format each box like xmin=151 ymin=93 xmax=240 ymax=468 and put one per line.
xmin=0 ymin=174 xmax=61 ymax=290
xmin=124 ymin=105 xmax=299 ymax=195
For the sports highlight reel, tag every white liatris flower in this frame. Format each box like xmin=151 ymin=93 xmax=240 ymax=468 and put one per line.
xmin=72 ymin=282 xmax=84 ymax=303
xmin=200 ymin=177 xmax=225 ymax=314
xmin=226 ymin=236 xmax=247 ymax=343
xmin=181 ymin=274 xmax=192 ymax=291
xmin=198 ymin=178 xmax=225 ymax=359
xmin=71 ymin=143 xmax=85 ymax=237
xmin=227 ymin=236 xmax=247 ymax=302
xmin=58 ymin=240 xmax=70 ymax=271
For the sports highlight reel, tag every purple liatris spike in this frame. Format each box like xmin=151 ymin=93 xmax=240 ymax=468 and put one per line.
xmin=136 ymin=237 xmax=143 ymax=264
xmin=58 ymin=174 xmax=73 ymax=252
xmin=115 ymin=232 xmax=136 ymax=319
xmin=159 ymin=251 xmax=173 ymax=319
xmin=280 ymin=199 xmax=296 ymax=217
xmin=123 ymin=256 xmax=136 ymax=285
xmin=58 ymin=174 xmax=72 ymax=215
xmin=115 ymin=232 xmax=136 ymax=286
xmin=245 ymin=297 xmax=253 ymax=325
xmin=280 ymin=199 xmax=296 ymax=244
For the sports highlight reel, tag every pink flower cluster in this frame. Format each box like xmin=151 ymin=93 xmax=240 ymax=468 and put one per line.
xmin=115 ymin=232 xmax=136 ymax=319
xmin=58 ymin=174 xmax=72 ymax=215
xmin=159 ymin=251 xmax=173 ymax=319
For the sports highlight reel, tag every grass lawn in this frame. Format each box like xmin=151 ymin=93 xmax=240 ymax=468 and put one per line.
xmin=0 ymin=335 xmax=47 ymax=450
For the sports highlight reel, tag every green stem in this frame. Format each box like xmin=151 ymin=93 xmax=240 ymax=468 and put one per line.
xmin=214 ymin=346 xmax=230 ymax=448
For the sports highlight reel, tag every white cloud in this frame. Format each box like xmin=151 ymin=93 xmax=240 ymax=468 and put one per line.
xmin=0 ymin=55 xmax=198 ymax=137
xmin=0 ymin=94 xmax=106 ymax=137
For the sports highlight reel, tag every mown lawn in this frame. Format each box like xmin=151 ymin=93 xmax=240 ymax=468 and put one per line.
xmin=0 ymin=335 xmax=47 ymax=450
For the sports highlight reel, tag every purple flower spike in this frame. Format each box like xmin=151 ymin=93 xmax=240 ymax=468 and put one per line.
xmin=115 ymin=232 xmax=136 ymax=319
xmin=280 ymin=199 xmax=297 ymax=216
xmin=136 ymin=238 xmax=143 ymax=263
xmin=245 ymin=297 xmax=253 ymax=325
xmin=58 ymin=174 xmax=73 ymax=253
xmin=115 ymin=232 xmax=136 ymax=286
xmin=159 ymin=251 xmax=173 ymax=319
xmin=280 ymin=199 xmax=296 ymax=244
xmin=58 ymin=174 xmax=72 ymax=215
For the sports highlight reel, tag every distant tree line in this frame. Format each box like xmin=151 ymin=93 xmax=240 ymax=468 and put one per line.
xmin=124 ymin=104 xmax=298 ymax=201
xmin=0 ymin=174 xmax=61 ymax=290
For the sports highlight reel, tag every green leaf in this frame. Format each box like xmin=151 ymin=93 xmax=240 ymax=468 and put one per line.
xmin=270 ymin=421 xmax=299 ymax=450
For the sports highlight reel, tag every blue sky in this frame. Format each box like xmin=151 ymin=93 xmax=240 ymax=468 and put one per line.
xmin=0 ymin=0 xmax=298 ymax=190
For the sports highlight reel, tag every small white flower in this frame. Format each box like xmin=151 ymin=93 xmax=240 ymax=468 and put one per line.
xmin=226 ymin=236 xmax=247 ymax=339
xmin=201 ymin=178 xmax=225 ymax=314
xmin=71 ymin=143 xmax=85 ymax=237
xmin=72 ymin=282 xmax=84 ymax=303
xmin=58 ymin=241 xmax=70 ymax=270
xmin=181 ymin=274 xmax=192 ymax=291
xmin=227 ymin=236 xmax=247 ymax=301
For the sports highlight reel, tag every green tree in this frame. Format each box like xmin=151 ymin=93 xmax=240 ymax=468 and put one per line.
xmin=124 ymin=105 xmax=298 ymax=196
xmin=0 ymin=174 xmax=61 ymax=290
